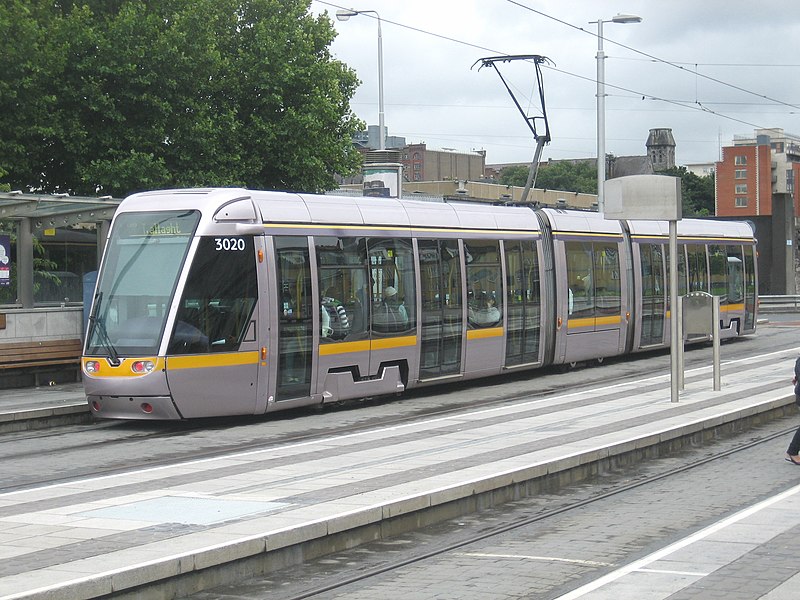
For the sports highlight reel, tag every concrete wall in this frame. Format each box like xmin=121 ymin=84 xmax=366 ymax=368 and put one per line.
xmin=0 ymin=307 xmax=83 ymax=343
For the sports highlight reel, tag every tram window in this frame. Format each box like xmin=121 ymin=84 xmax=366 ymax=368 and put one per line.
xmin=593 ymin=243 xmax=620 ymax=317
xmin=465 ymin=239 xmax=502 ymax=328
xmin=167 ymin=236 xmax=257 ymax=354
xmin=709 ymin=245 xmax=728 ymax=300
xmin=565 ymin=241 xmax=620 ymax=320
xmin=369 ymin=238 xmax=416 ymax=335
xmin=666 ymin=245 xmax=688 ymax=298
xmin=565 ymin=241 xmax=593 ymax=317
xmin=727 ymin=245 xmax=745 ymax=304
xmin=315 ymin=236 xmax=369 ymax=340
xmin=687 ymin=244 xmax=708 ymax=292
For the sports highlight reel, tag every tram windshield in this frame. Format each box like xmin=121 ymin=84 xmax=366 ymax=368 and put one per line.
xmin=86 ymin=211 xmax=200 ymax=357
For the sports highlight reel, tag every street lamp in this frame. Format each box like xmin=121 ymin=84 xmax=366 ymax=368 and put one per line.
xmin=336 ymin=8 xmax=385 ymax=151
xmin=591 ymin=13 xmax=642 ymax=213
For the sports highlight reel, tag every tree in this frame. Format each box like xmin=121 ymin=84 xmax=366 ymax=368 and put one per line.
xmin=0 ymin=0 xmax=364 ymax=196
xmin=498 ymin=161 xmax=597 ymax=195
xmin=658 ymin=166 xmax=715 ymax=217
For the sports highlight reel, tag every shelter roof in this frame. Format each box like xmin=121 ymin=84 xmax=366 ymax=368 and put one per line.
xmin=0 ymin=192 xmax=120 ymax=232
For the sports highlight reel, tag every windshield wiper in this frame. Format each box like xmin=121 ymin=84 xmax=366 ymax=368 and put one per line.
xmin=87 ymin=291 xmax=121 ymax=366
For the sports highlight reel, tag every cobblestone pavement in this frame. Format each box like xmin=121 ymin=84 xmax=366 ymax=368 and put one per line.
xmin=190 ymin=417 xmax=800 ymax=600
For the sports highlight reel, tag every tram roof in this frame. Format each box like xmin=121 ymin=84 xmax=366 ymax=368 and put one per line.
xmin=124 ymin=188 xmax=544 ymax=233
xmin=0 ymin=191 xmax=120 ymax=232
xmin=626 ymin=217 xmax=755 ymax=240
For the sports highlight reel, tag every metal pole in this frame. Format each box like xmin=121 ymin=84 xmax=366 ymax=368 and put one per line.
xmin=376 ymin=14 xmax=385 ymax=150
xmin=18 ymin=217 xmax=34 ymax=308
xmin=596 ymin=19 xmax=605 ymax=213
xmin=670 ymin=220 xmax=679 ymax=402
xmin=677 ymin=294 xmax=684 ymax=390
xmin=712 ymin=296 xmax=721 ymax=391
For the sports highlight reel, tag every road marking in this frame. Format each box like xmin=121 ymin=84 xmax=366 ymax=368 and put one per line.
xmin=553 ymin=482 xmax=800 ymax=599
xmin=637 ymin=568 xmax=708 ymax=576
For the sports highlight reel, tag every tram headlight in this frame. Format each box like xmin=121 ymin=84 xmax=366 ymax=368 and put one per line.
xmin=131 ymin=360 xmax=155 ymax=374
xmin=84 ymin=360 xmax=101 ymax=374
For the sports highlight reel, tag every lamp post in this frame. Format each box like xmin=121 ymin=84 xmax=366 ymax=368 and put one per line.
xmin=336 ymin=9 xmax=385 ymax=151
xmin=591 ymin=13 xmax=641 ymax=213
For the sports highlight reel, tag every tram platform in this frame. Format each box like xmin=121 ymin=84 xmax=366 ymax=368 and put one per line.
xmin=0 ymin=349 xmax=797 ymax=600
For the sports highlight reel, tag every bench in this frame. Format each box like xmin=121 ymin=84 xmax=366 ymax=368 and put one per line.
xmin=0 ymin=339 xmax=83 ymax=386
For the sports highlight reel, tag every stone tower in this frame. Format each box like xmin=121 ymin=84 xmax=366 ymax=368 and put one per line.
xmin=646 ymin=128 xmax=676 ymax=171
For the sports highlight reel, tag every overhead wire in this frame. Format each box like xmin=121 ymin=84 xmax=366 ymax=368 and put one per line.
xmin=504 ymin=0 xmax=800 ymax=112
xmin=314 ymin=0 xmax=789 ymax=147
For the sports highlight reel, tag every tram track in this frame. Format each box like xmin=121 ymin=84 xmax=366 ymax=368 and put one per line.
xmin=257 ymin=418 xmax=800 ymax=600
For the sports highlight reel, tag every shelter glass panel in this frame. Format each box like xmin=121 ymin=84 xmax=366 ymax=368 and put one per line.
xmin=0 ymin=223 xmax=17 ymax=306
xmin=34 ymin=225 xmax=98 ymax=305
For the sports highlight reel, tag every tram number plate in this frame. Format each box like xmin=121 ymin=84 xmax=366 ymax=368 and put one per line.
xmin=215 ymin=237 xmax=246 ymax=252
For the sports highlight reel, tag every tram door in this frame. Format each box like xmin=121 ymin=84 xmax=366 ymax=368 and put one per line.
xmin=418 ymin=239 xmax=463 ymax=379
xmin=504 ymin=240 xmax=542 ymax=367
xmin=274 ymin=236 xmax=314 ymax=401
xmin=639 ymin=243 xmax=666 ymax=346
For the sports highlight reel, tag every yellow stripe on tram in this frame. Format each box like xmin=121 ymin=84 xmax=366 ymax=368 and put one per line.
xmin=319 ymin=336 xmax=417 ymax=356
xmin=167 ymin=351 xmax=261 ymax=370
xmin=567 ymin=315 xmax=622 ymax=330
xmin=466 ymin=327 xmax=504 ymax=340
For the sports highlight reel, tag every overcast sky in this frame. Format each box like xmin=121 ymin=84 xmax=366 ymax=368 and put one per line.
xmin=310 ymin=0 xmax=800 ymax=168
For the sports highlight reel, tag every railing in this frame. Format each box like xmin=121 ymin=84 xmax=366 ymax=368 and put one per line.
xmin=759 ymin=295 xmax=800 ymax=312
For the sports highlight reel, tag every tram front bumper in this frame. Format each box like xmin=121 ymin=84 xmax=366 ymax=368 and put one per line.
xmin=87 ymin=395 xmax=182 ymax=420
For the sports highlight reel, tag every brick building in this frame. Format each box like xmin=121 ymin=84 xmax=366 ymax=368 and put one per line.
xmin=715 ymin=128 xmax=800 ymax=217
xmin=401 ymin=143 xmax=486 ymax=182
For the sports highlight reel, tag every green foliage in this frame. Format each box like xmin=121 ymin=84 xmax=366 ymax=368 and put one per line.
xmin=498 ymin=161 xmax=597 ymax=195
xmin=498 ymin=165 xmax=530 ymax=187
xmin=658 ymin=166 xmax=715 ymax=217
xmin=0 ymin=0 xmax=364 ymax=196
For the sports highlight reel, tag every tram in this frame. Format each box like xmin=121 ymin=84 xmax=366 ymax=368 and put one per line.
xmin=82 ymin=188 xmax=757 ymax=419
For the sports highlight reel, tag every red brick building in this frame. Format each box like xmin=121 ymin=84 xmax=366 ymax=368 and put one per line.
xmin=715 ymin=129 xmax=800 ymax=217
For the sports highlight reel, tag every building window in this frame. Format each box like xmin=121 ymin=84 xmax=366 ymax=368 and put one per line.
xmin=735 ymin=197 xmax=748 ymax=208
xmin=735 ymin=169 xmax=747 ymax=179
xmin=735 ymin=184 xmax=747 ymax=194
xmin=734 ymin=156 xmax=747 ymax=166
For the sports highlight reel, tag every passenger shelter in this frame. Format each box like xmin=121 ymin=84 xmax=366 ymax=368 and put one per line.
xmin=0 ymin=191 xmax=119 ymax=386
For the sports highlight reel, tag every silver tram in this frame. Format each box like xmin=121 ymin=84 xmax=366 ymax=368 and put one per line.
xmin=82 ymin=188 xmax=758 ymax=419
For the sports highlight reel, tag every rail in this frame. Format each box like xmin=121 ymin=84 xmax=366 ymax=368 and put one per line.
xmin=759 ymin=295 xmax=800 ymax=312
